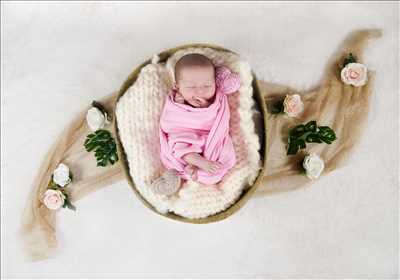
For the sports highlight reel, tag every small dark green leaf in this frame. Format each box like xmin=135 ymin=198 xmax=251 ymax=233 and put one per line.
xmin=343 ymin=53 xmax=357 ymax=68
xmin=287 ymin=142 xmax=299 ymax=155
xmin=289 ymin=124 xmax=305 ymax=138
xmin=298 ymin=139 xmax=306 ymax=149
xmin=306 ymin=133 xmax=322 ymax=143
xmin=304 ymin=121 xmax=317 ymax=132
xmin=287 ymin=138 xmax=304 ymax=155
xmin=318 ymin=126 xmax=337 ymax=144
xmin=64 ymin=199 xmax=77 ymax=211
xmin=299 ymin=163 xmax=307 ymax=174
xmin=270 ymin=100 xmax=284 ymax=114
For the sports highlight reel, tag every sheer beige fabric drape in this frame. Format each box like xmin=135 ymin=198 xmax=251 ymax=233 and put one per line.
xmin=18 ymin=29 xmax=382 ymax=262
xmin=255 ymin=28 xmax=382 ymax=196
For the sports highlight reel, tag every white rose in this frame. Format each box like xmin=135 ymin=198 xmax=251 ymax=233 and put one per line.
xmin=86 ymin=107 xmax=107 ymax=131
xmin=340 ymin=62 xmax=368 ymax=87
xmin=283 ymin=94 xmax=304 ymax=117
xmin=303 ymin=153 xmax=325 ymax=180
xmin=53 ymin=163 xmax=71 ymax=187
xmin=43 ymin=189 xmax=66 ymax=210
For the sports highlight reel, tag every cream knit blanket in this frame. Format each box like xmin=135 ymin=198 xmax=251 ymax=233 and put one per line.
xmin=115 ymin=48 xmax=262 ymax=218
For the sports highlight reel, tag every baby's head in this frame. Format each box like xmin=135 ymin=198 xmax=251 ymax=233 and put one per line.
xmin=174 ymin=53 xmax=216 ymax=108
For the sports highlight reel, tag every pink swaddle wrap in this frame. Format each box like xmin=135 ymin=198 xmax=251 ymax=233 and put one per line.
xmin=159 ymin=66 xmax=241 ymax=185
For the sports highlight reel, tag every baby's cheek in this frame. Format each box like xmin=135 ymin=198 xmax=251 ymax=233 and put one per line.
xmin=184 ymin=93 xmax=193 ymax=101
xmin=181 ymin=90 xmax=193 ymax=99
xmin=208 ymin=90 xmax=216 ymax=99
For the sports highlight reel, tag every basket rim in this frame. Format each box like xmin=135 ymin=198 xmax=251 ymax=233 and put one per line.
xmin=113 ymin=43 xmax=268 ymax=224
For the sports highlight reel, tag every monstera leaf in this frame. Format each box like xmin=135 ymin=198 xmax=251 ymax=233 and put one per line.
xmin=287 ymin=120 xmax=337 ymax=155
xmin=84 ymin=129 xmax=119 ymax=167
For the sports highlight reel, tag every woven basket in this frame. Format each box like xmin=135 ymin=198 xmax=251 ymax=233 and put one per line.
xmin=113 ymin=43 xmax=268 ymax=224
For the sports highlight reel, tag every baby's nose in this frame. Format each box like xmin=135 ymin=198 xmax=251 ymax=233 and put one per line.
xmin=194 ymin=88 xmax=203 ymax=95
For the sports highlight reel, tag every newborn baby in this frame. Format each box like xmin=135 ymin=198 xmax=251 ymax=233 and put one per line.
xmin=151 ymin=53 xmax=241 ymax=195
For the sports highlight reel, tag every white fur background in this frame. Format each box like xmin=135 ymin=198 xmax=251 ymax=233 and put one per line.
xmin=1 ymin=2 xmax=398 ymax=278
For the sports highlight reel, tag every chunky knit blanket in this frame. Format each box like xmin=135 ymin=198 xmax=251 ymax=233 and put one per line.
xmin=115 ymin=48 xmax=262 ymax=218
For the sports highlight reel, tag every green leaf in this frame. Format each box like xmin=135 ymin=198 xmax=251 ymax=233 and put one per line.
xmin=84 ymin=129 xmax=119 ymax=167
xmin=48 ymin=177 xmax=57 ymax=188
xmin=298 ymin=139 xmax=306 ymax=149
xmin=318 ymin=126 xmax=337 ymax=144
xmin=64 ymin=199 xmax=77 ymax=211
xmin=299 ymin=160 xmax=307 ymax=174
xmin=289 ymin=124 xmax=306 ymax=138
xmin=287 ymin=138 xmax=306 ymax=155
xmin=343 ymin=53 xmax=357 ymax=68
xmin=287 ymin=141 xmax=299 ymax=155
xmin=270 ymin=100 xmax=284 ymax=114
xmin=304 ymin=120 xmax=317 ymax=132
xmin=286 ymin=120 xmax=337 ymax=155
xmin=305 ymin=133 xmax=322 ymax=143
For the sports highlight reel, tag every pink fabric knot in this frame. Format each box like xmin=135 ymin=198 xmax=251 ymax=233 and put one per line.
xmin=215 ymin=66 xmax=241 ymax=95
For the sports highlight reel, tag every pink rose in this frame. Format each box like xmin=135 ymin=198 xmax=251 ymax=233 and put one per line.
xmin=340 ymin=62 xmax=368 ymax=87
xmin=43 ymin=189 xmax=65 ymax=210
xmin=283 ymin=94 xmax=304 ymax=117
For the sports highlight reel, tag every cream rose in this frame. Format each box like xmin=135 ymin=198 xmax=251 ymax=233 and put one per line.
xmin=283 ymin=94 xmax=304 ymax=117
xmin=340 ymin=62 xmax=368 ymax=87
xmin=53 ymin=163 xmax=71 ymax=187
xmin=86 ymin=107 xmax=108 ymax=131
xmin=43 ymin=189 xmax=66 ymax=210
xmin=303 ymin=153 xmax=325 ymax=180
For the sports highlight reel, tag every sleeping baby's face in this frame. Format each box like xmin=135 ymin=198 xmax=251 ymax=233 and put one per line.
xmin=175 ymin=65 xmax=216 ymax=108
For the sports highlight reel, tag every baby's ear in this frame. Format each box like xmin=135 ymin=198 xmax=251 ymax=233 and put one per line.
xmin=172 ymin=83 xmax=178 ymax=90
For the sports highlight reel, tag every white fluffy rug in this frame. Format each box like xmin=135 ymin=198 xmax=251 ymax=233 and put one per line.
xmin=115 ymin=47 xmax=262 ymax=219
xmin=4 ymin=2 xmax=397 ymax=277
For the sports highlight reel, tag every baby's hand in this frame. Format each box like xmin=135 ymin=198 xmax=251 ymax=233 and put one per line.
xmin=184 ymin=165 xmax=198 ymax=181
xmin=199 ymin=160 xmax=222 ymax=174
xmin=174 ymin=92 xmax=185 ymax=104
